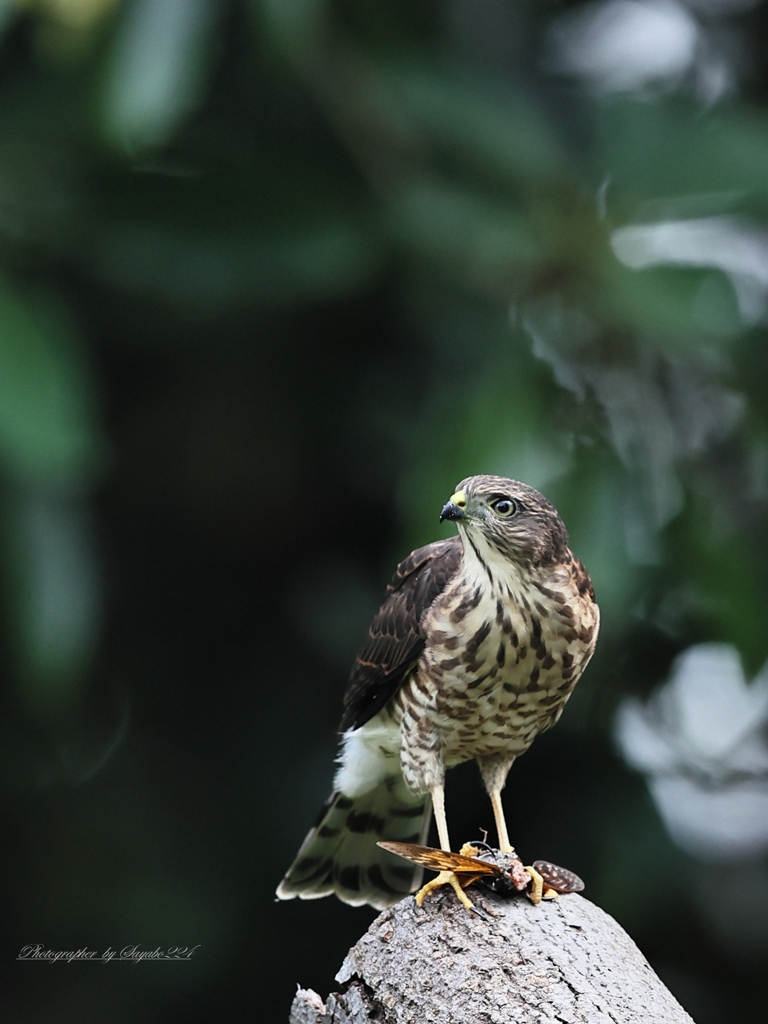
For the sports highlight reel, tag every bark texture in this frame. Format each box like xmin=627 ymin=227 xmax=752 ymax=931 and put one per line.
xmin=288 ymin=888 xmax=695 ymax=1024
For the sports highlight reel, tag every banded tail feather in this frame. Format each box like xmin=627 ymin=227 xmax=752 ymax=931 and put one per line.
xmin=276 ymin=776 xmax=431 ymax=910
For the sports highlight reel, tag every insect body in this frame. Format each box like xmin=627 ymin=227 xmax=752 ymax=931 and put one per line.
xmin=378 ymin=841 xmax=584 ymax=907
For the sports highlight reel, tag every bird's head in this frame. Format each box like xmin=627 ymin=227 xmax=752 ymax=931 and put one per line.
xmin=440 ymin=475 xmax=568 ymax=568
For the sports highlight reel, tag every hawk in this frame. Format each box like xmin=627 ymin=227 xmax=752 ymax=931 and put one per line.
xmin=277 ymin=475 xmax=599 ymax=910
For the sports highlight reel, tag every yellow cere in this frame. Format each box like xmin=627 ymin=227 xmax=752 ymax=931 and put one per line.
xmin=450 ymin=490 xmax=467 ymax=507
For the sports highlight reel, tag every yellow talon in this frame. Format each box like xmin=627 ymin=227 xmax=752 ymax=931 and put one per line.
xmin=415 ymin=870 xmax=476 ymax=912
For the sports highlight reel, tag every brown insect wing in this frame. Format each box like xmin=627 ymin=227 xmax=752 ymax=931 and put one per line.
xmin=532 ymin=860 xmax=585 ymax=893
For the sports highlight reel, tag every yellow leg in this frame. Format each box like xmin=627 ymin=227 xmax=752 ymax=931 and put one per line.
xmin=489 ymin=788 xmax=513 ymax=854
xmin=431 ymin=783 xmax=450 ymax=851
xmin=414 ymin=783 xmax=476 ymax=912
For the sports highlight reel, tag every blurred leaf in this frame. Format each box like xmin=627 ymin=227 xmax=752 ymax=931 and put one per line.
xmin=396 ymin=68 xmax=568 ymax=183
xmin=604 ymin=263 xmax=722 ymax=341
xmin=101 ymin=0 xmax=221 ymax=151
xmin=599 ymin=99 xmax=768 ymax=211
xmin=679 ymin=518 xmax=768 ymax=675
xmin=93 ymin=219 xmax=382 ymax=310
xmin=257 ymin=0 xmax=326 ymax=54
xmin=392 ymin=179 xmax=542 ymax=295
xmin=0 ymin=278 xmax=102 ymax=708
xmin=0 ymin=276 xmax=102 ymax=485
xmin=24 ymin=0 xmax=117 ymax=29
xmin=0 ymin=0 xmax=15 ymax=36
xmin=690 ymin=271 xmax=743 ymax=337
xmin=1 ymin=490 xmax=101 ymax=708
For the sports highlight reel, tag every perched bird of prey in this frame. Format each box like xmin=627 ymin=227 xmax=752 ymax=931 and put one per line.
xmin=277 ymin=475 xmax=599 ymax=911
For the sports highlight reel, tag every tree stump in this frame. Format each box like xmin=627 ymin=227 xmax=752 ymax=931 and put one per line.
xmin=288 ymin=887 xmax=695 ymax=1023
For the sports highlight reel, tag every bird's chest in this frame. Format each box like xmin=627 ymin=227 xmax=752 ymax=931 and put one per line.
xmin=413 ymin=573 xmax=593 ymax=762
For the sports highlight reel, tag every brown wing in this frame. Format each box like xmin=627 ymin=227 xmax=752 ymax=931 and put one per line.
xmin=339 ymin=537 xmax=462 ymax=732
xmin=377 ymin=841 xmax=503 ymax=878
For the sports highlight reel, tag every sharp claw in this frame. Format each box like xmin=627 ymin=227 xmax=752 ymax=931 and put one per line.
xmin=469 ymin=903 xmax=490 ymax=921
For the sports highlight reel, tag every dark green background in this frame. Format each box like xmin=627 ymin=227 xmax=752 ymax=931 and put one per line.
xmin=2 ymin=1 xmax=767 ymax=1020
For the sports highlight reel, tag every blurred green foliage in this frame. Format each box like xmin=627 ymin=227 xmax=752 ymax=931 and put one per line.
xmin=2 ymin=1 xmax=768 ymax=1022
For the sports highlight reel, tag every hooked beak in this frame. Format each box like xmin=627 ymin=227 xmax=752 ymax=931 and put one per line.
xmin=439 ymin=489 xmax=468 ymax=523
xmin=440 ymin=501 xmax=465 ymax=523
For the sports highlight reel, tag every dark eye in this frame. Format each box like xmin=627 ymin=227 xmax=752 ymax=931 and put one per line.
xmin=492 ymin=498 xmax=516 ymax=518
